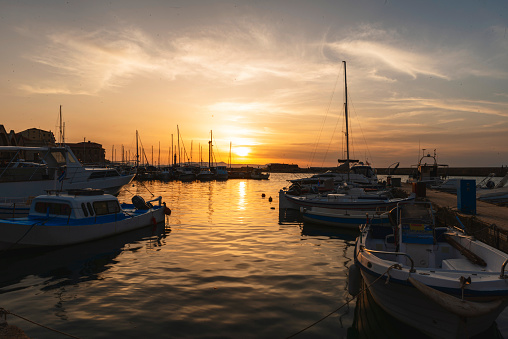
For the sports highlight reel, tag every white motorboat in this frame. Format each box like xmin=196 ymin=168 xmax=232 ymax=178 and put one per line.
xmin=352 ymin=201 xmax=508 ymax=338
xmin=477 ymin=173 xmax=508 ymax=204
xmin=300 ymin=207 xmax=390 ymax=229
xmin=279 ymin=186 xmax=415 ymax=210
xmin=301 ymin=206 xmax=389 ymax=228
xmin=0 ymin=146 xmax=135 ymax=216
xmin=289 ymin=162 xmax=380 ymax=191
xmin=0 ymin=189 xmax=170 ymax=250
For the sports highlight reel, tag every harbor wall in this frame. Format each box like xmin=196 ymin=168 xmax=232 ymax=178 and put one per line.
xmin=270 ymin=166 xmax=508 ymax=177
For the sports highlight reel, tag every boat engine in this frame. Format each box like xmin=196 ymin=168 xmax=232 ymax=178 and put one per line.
xmin=132 ymin=195 xmax=152 ymax=210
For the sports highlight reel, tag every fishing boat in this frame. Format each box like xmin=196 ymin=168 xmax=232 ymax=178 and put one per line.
xmin=301 ymin=206 xmax=389 ymax=228
xmin=196 ymin=167 xmax=215 ymax=181
xmin=279 ymin=186 xmax=415 ymax=210
xmin=175 ymin=166 xmax=196 ymax=182
xmin=0 ymin=189 xmax=171 ymax=250
xmin=407 ymin=149 xmax=448 ymax=186
xmin=0 ymin=145 xmax=135 ymax=217
xmin=352 ymin=201 xmax=508 ymax=338
xmin=214 ymin=165 xmax=229 ymax=180
xmin=250 ymin=168 xmax=270 ymax=180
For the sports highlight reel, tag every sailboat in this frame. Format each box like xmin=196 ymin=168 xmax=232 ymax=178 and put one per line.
xmin=280 ymin=62 xmax=413 ymax=224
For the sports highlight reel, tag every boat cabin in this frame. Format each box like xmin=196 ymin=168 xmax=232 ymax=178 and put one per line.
xmin=29 ymin=191 xmax=121 ymax=220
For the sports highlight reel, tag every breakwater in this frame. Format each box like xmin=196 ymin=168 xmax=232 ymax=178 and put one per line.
xmin=270 ymin=166 xmax=508 ymax=177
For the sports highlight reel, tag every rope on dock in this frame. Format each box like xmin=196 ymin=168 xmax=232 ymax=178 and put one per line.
xmin=0 ymin=307 xmax=81 ymax=339
xmin=284 ymin=264 xmax=400 ymax=338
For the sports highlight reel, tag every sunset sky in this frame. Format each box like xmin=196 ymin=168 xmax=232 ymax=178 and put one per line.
xmin=1 ymin=0 xmax=507 ymax=168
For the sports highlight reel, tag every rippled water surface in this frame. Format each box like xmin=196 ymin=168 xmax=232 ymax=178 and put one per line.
xmin=1 ymin=173 xmax=507 ymax=338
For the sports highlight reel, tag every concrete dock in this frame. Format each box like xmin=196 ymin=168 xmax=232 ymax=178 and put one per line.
xmin=399 ymin=183 xmax=508 ymax=253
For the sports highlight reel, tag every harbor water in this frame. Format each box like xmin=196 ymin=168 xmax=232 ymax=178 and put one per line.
xmin=1 ymin=173 xmax=507 ymax=338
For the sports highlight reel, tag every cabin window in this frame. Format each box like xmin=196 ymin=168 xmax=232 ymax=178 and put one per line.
xmin=50 ymin=151 xmax=66 ymax=165
xmin=93 ymin=200 xmax=121 ymax=215
xmin=34 ymin=202 xmax=71 ymax=216
xmin=81 ymin=202 xmax=89 ymax=217
xmin=87 ymin=202 xmax=95 ymax=216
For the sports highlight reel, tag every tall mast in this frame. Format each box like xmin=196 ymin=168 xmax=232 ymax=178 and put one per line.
xmin=59 ymin=105 xmax=63 ymax=145
xmin=177 ymin=125 xmax=180 ymax=165
xmin=136 ymin=130 xmax=139 ymax=168
xmin=208 ymin=130 xmax=212 ymax=168
xmin=343 ymin=60 xmax=350 ymax=164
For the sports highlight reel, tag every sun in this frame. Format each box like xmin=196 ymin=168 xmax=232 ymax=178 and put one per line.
xmin=235 ymin=147 xmax=251 ymax=157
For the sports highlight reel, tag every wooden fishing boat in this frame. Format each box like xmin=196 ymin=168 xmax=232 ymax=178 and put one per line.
xmin=352 ymin=201 xmax=508 ymax=338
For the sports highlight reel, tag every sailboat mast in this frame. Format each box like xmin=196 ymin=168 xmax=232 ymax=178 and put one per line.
xmin=343 ymin=60 xmax=350 ymax=163
xmin=59 ymin=105 xmax=63 ymax=145
xmin=177 ymin=125 xmax=180 ymax=166
xmin=208 ymin=130 xmax=212 ymax=168
xmin=136 ymin=130 xmax=139 ymax=168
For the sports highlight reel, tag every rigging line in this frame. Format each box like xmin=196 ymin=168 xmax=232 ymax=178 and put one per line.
xmin=348 ymin=97 xmax=375 ymax=166
xmin=0 ymin=308 xmax=81 ymax=339
xmin=309 ymin=64 xmax=343 ymax=168
xmin=320 ymin=103 xmax=344 ymax=167
xmin=212 ymin=135 xmax=224 ymax=165
xmin=284 ymin=264 xmax=400 ymax=339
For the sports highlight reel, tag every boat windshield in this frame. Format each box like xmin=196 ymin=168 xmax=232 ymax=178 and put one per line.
xmin=34 ymin=201 xmax=71 ymax=216
xmin=400 ymin=204 xmax=433 ymax=224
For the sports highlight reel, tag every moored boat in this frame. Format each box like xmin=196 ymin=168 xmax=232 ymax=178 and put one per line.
xmin=0 ymin=189 xmax=171 ymax=250
xmin=301 ymin=206 xmax=389 ymax=228
xmin=0 ymin=145 xmax=135 ymax=217
xmin=279 ymin=186 xmax=415 ymax=210
xmin=353 ymin=201 xmax=508 ymax=338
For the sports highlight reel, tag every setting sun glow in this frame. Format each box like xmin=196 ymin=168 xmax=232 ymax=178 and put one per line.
xmin=235 ymin=147 xmax=251 ymax=157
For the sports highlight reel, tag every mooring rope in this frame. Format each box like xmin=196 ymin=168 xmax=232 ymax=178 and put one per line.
xmin=284 ymin=264 xmax=400 ymax=339
xmin=0 ymin=307 xmax=81 ymax=339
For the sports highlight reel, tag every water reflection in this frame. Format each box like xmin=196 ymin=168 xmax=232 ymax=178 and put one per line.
xmin=0 ymin=222 xmax=169 ymax=293
xmin=238 ymin=181 xmax=246 ymax=211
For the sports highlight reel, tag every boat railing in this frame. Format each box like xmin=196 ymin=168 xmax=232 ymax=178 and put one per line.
xmin=147 ymin=196 xmax=163 ymax=206
xmin=360 ymin=245 xmax=416 ymax=273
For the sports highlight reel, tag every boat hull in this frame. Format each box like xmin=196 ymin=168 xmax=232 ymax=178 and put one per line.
xmin=279 ymin=190 xmax=414 ymax=211
xmin=359 ymin=267 xmax=507 ymax=338
xmin=0 ymin=205 xmax=165 ymax=250
xmin=0 ymin=174 xmax=135 ymax=199
xmin=302 ymin=208 xmax=389 ymax=228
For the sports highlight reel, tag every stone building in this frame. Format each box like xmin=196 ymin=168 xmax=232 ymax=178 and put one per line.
xmin=17 ymin=128 xmax=56 ymax=147
xmin=67 ymin=141 xmax=106 ymax=165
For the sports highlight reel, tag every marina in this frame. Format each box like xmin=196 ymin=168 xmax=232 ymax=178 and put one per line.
xmin=1 ymin=174 xmax=508 ymax=338
xmin=3 ymin=2 xmax=508 ymax=337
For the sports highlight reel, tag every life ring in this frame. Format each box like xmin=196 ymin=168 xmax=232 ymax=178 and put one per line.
xmin=164 ymin=207 xmax=172 ymax=216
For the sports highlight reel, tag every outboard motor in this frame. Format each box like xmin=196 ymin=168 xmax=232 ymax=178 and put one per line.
xmin=132 ymin=195 xmax=151 ymax=210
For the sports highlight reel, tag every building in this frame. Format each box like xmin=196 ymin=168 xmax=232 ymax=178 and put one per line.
xmin=267 ymin=163 xmax=300 ymax=172
xmin=17 ymin=128 xmax=56 ymax=147
xmin=67 ymin=141 xmax=106 ymax=165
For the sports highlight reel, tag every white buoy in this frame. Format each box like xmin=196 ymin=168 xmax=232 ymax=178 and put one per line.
xmin=348 ymin=263 xmax=361 ymax=296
